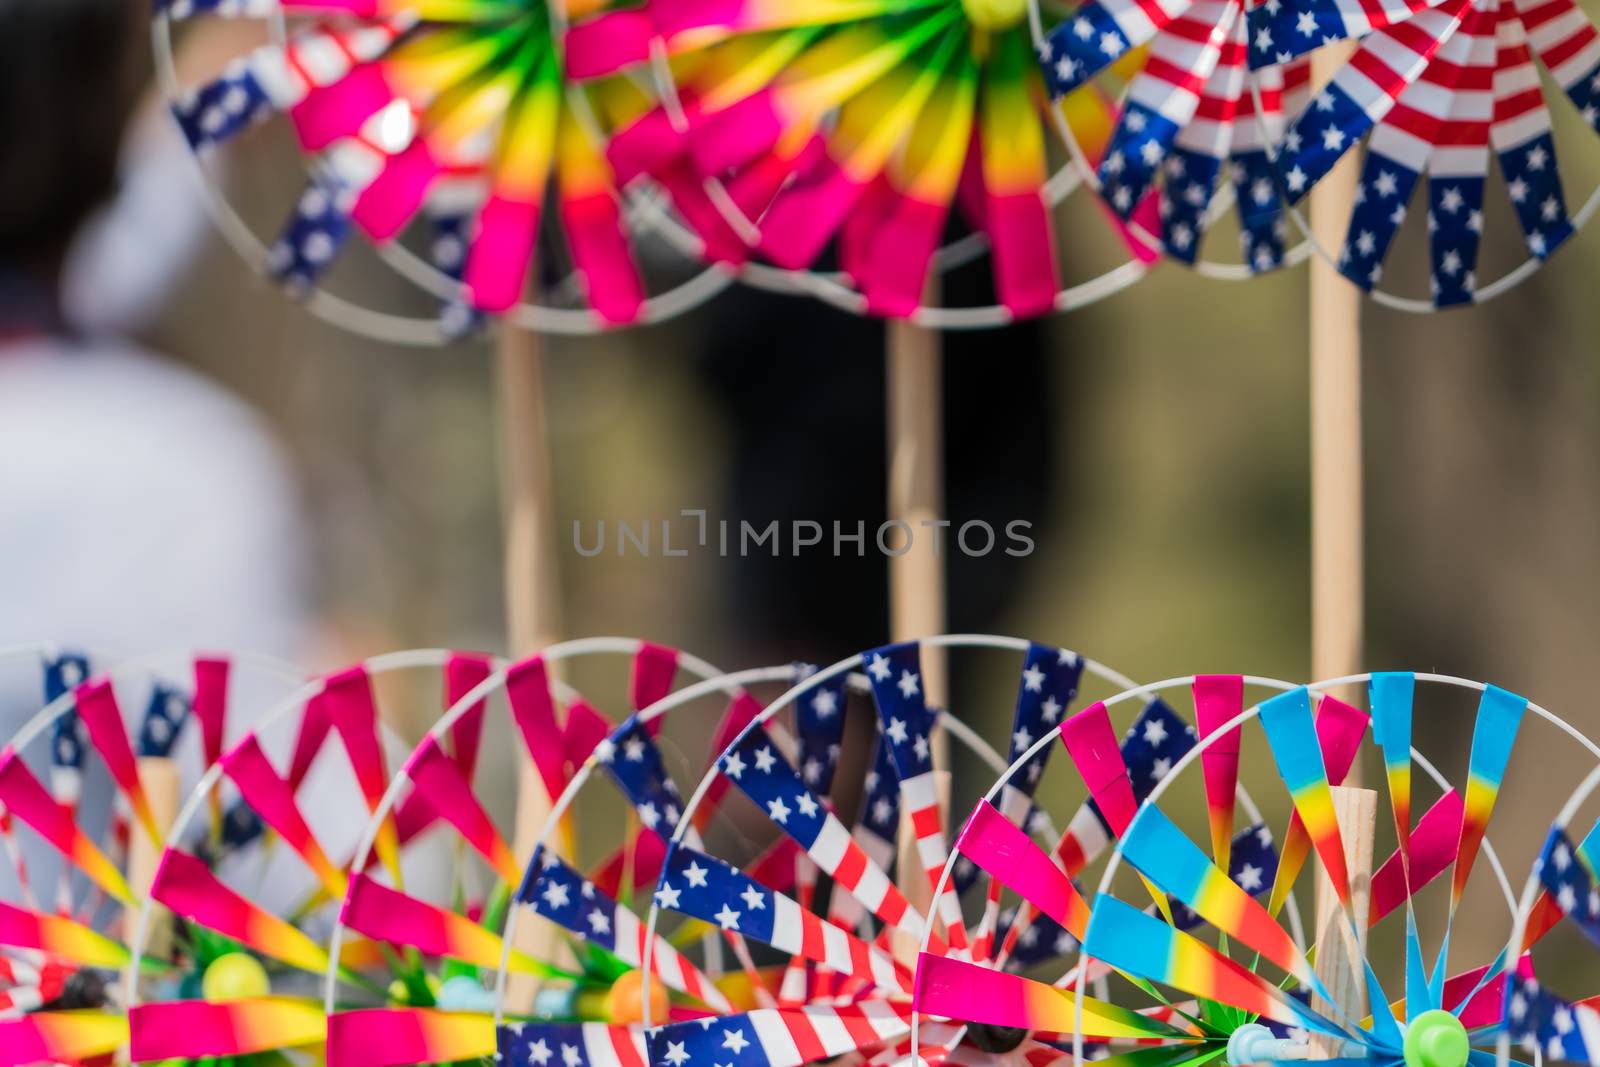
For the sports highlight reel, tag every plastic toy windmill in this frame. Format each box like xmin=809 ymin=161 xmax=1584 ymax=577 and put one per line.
xmin=1501 ymin=718 xmax=1600 ymax=1066
xmin=151 ymin=0 xmax=735 ymax=342
xmin=115 ymin=648 xmax=496 ymax=1067
xmin=1034 ymin=0 xmax=1321 ymax=278
xmin=623 ymin=636 xmax=1148 ymax=1067
xmin=558 ymin=0 xmax=1162 ymax=325
xmin=304 ymin=638 xmax=755 ymax=1067
xmin=0 ymin=648 xmax=302 ymax=1065
xmin=919 ymin=671 xmax=1575 ymax=1067
xmin=1252 ymin=0 xmax=1600 ymax=308
xmin=908 ymin=672 xmax=1307 ymax=1066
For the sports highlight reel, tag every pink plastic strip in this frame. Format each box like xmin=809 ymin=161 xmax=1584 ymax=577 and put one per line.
xmin=1194 ymin=675 xmax=1244 ymax=867
xmin=560 ymin=191 xmax=646 ymax=325
xmin=401 ymin=737 xmax=517 ymax=884
xmin=130 ymin=998 xmax=325 ymax=1061
xmin=1369 ymin=789 xmax=1464 ymax=924
xmin=151 ymin=850 xmax=327 ymax=973
xmin=445 ymin=652 xmax=493 ymax=781
xmin=958 ymin=801 xmax=1090 ymax=939
xmin=565 ymin=10 xmax=655 ymax=79
xmin=286 ymin=691 xmax=333 ymax=791
xmin=464 ymin=195 xmax=540 ymax=312
xmin=321 ymin=667 xmax=389 ymax=815
xmin=221 ymin=735 xmax=344 ymax=896
xmin=74 ymin=680 xmax=157 ymax=840
xmin=1060 ymin=701 xmax=1139 ymax=835
xmin=562 ymin=700 xmax=613 ymax=770
xmin=506 ymin=656 xmax=565 ymax=801
xmin=290 ymin=63 xmax=393 ymax=151
xmin=193 ymin=657 xmax=230 ymax=769
xmin=987 ymin=191 xmax=1059 ymax=320
xmin=351 ymin=136 xmax=442 ymax=240
xmin=631 ymin=643 xmax=679 ymax=712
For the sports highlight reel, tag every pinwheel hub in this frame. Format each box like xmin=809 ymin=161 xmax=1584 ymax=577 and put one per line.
xmin=967 ymin=1022 xmax=1030 ymax=1054
xmin=1404 ymin=1011 xmax=1469 ymax=1067
xmin=959 ymin=0 xmax=1026 ymax=30
xmin=604 ymin=970 xmax=670 ymax=1026
xmin=200 ymin=952 xmax=270 ymax=1002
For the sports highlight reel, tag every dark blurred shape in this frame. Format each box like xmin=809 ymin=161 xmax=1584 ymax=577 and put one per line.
xmin=697 ymin=255 xmax=1059 ymax=663
xmin=0 ymin=0 xmax=143 ymax=318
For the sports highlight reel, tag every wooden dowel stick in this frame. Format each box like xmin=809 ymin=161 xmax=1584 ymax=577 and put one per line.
xmin=887 ymin=304 xmax=949 ymax=962
xmin=1310 ymin=786 xmax=1377 ymax=1058
xmin=1310 ymin=40 xmax=1365 ymax=708
xmin=496 ymin=325 xmax=565 ymax=1006
xmin=127 ymin=757 xmax=181 ymax=959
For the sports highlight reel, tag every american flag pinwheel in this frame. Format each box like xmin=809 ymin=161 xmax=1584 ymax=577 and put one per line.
xmin=558 ymin=0 xmax=1161 ymax=322
xmin=153 ymin=0 xmax=731 ymax=339
xmin=317 ymin=639 xmax=790 ymax=1067
xmin=635 ymin=635 xmax=1157 ymax=1067
xmin=0 ymin=649 xmax=302 ymax=1066
xmin=1038 ymin=0 xmax=1320 ymax=276
xmin=1503 ymin=751 xmax=1600 ymax=1065
xmin=921 ymin=672 xmax=1582 ymax=1067
xmin=1260 ymin=0 xmax=1600 ymax=306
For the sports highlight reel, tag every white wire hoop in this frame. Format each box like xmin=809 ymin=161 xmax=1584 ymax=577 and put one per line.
xmin=908 ymin=672 xmax=1307 ymax=1066
xmin=636 ymin=634 xmax=1145 ymax=1034
xmin=1048 ymin=671 xmax=1600 ymax=1067
xmin=1021 ymin=0 xmax=1318 ymax=281
xmin=150 ymin=8 xmax=742 ymax=345
xmin=600 ymin=3 xmax=1153 ymax=326
xmin=1243 ymin=54 xmax=1600 ymax=312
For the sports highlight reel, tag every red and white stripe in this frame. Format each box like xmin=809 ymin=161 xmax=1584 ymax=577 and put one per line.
xmin=1100 ymin=0 xmax=1203 ymax=51
xmin=1177 ymin=6 xmax=1249 ymax=159
xmin=1128 ymin=0 xmax=1244 ymax=126
xmin=827 ymin=822 xmax=896 ymax=934
xmin=763 ymin=890 xmax=913 ymax=993
xmin=1427 ymin=0 xmax=1496 ymax=179
xmin=748 ymin=1000 xmax=916 ymax=1067
xmin=810 ymin=813 xmax=934 ymax=951
xmin=567 ymin=1022 xmax=648 ymax=1067
xmin=1323 ymin=0 xmax=1474 ymax=125
xmin=1493 ymin=2 xmax=1557 ymax=149
xmin=0 ymin=813 xmax=34 ymax=911
xmin=1513 ymin=0 xmax=1600 ymax=87
xmin=898 ymin=771 xmax=967 ymax=955
xmin=609 ymin=908 xmax=731 ymax=1011
xmin=1369 ymin=0 xmax=1486 ymax=168
xmin=1324 ymin=0 xmax=1452 ymax=43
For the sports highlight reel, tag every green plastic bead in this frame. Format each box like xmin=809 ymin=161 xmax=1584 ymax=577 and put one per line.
xmin=1404 ymin=1010 xmax=1470 ymax=1067
xmin=200 ymin=952 xmax=270 ymax=1002
xmin=961 ymin=0 xmax=1027 ymax=30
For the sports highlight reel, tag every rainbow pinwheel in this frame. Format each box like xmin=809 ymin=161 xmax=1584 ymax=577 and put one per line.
xmin=912 ymin=674 xmax=1299 ymax=1065
xmin=560 ymin=0 xmax=1158 ymax=320
xmin=316 ymin=640 xmax=793 ymax=1067
xmin=915 ymin=672 xmax=1572 ymax=1067
xmin=156 ymin=0 xmax=717 ymax=331
xmin=0 ymin=650 xmax=303 ymax=1066
xmin=1262 ymin=0 xmax=1600 ymax=306
xmin=629 ymin=637 xmax=1167 ymax=1067
xmin=911 ymin=671 xmax=1600 ymax=1067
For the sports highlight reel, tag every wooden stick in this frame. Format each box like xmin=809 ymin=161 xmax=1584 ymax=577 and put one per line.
xmin=127 ymin=757 xmax=181 ymax=959
xmin=1310 ymin=41 xmax=1365 ymax=704
xmin=1310 ymin=786 xmax=1377 ymax=1058
xmin=886 ymin=307 xmax=949 ymax=962
xmin=495 ymin=325 xmax=565 ymax=1005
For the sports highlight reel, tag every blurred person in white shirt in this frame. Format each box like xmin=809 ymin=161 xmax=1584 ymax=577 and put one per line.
xmin=0 ymin=0 xmax=314 ymax=666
